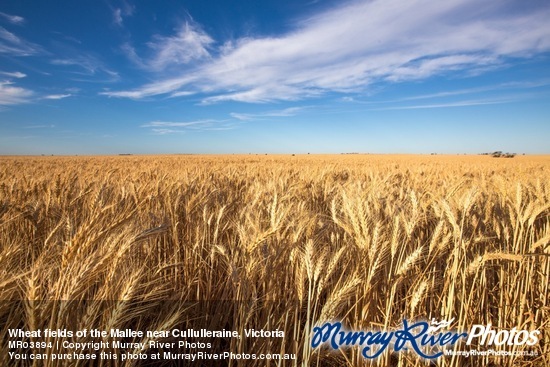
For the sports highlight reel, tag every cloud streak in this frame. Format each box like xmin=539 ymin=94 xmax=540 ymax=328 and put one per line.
xmin=343 ymin=79 xmax=550 ymax=106
xmin=42 ymin=93 xmax=72 ymax=100
xmin=0 ymin=81 xmax=33 ymax=105
xmin=141 ymin=119 xmax=238 ymax=134
xmin=0 ymin=26 xmax=41 ymax=56
xmin=370 ymin=98 xmax=518 ymax=110
xmin=230 ymin=107 xmax=307 ymax=121
xmin=105 ymin=0 xmax=550 ymax=103
xmin=51 ymin=55 xmax=119 ymax=81
xmin=120 ymin=22 xmax=213 ymax=72
xmin=0 ymin=12 xmax=25 ymax=25
xmin=23 ymin=124 xmax=55 ymax=129
xmin=112 ymin=1 xmax=134 ymax=27
xmin=147 ymin=23 xmax=213 ymax=71
xmin=0 ymin=71 xmax=26 ymax=78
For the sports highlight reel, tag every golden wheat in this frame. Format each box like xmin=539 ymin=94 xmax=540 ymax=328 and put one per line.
xmin=0 ymin=154 xmax=548 ymax=367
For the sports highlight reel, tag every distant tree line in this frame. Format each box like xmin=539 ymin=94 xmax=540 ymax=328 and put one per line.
xmin=479 ymin=151 xmax=516 ymax=158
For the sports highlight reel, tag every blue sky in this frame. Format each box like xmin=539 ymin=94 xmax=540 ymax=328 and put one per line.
xmin=0 ymin=0 xmax=549 ymax=155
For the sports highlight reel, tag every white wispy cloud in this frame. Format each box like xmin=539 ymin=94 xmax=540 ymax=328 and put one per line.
xmin=0 ymin=12 xmax=25 ymax=25
xmin=170 ymin=90 xmax=195 ymax=98
xmin=103 ymin=74 xmax=196 ymax=99
xmin=0 ymin=81 xmax=33 ymax=105
xmin=51 ymin=55 xmax=119 ymax=81
xmin=42 ymin=93 xmax=72 ymax=100
xmin=384 ymin=54 xmax=499 ymax=82
xmin=120 ymin=42 xmax=144 ymax=68
xmin=148 ymin=23 xmax=213 ymax=71
xmin=121 ymin=22 xmax=213 ymax=72
xmin=105 ymin=0 xmax=550 ymax=103
xmin=111 ymin=0 xmax=134 ymax=26
xmin=142 ymin=119 xmax=238 ymax=134
xmin=113 ymin=9 xmax=123 ymax=27
xmin=143 ymin=120 xmax=216 ymax=128
xmin=370 ymin=97 xmax=520 ymax=110
xmin=0 ymin=26 xmax=41 ymax=56
xmin=23 ymin=124 xmax=55 ymax=129
xmin=150 ymin=128 xmax=183 ymax=135
xmin=0 ymin=71 xmax=26 ymax=78
xmin=230 ymin=106 xmax=307 ymax=121
xmin=345 ymin=79 xmax=550 ymax=105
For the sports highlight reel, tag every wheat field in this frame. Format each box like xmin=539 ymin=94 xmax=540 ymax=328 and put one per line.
xmin=0 ymin=154 xmax=548 ymax=366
